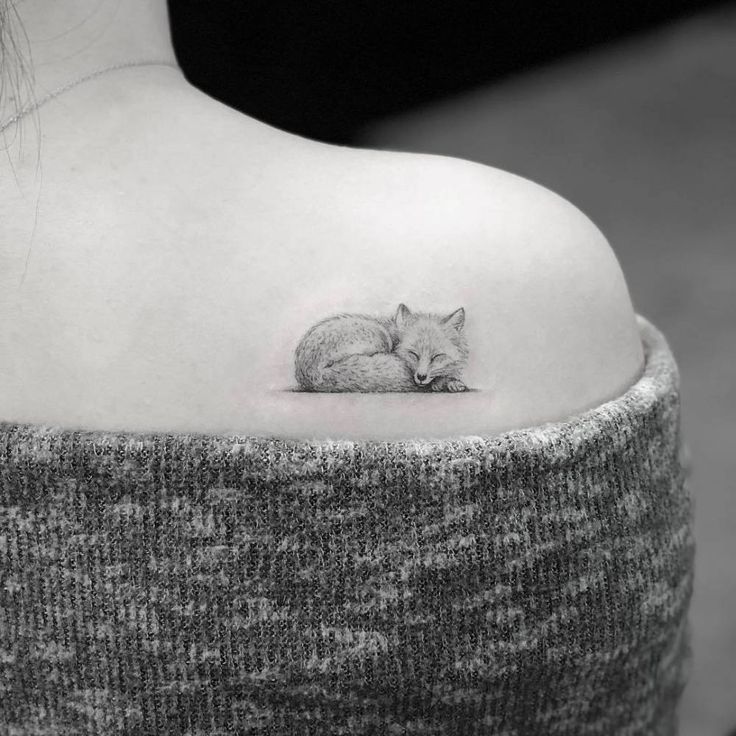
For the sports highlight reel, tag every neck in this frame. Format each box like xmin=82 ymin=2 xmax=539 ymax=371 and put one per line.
xmin=11 ymin=0 xmax=180 ymax=96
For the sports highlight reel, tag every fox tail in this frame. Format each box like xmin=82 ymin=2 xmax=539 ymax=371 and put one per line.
xmin=296 ymin=353 xmax=417 ymax=392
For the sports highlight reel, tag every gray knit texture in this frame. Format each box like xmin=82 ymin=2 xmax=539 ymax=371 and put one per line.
xmin=0 ymin=314 xmax=694 ymax=736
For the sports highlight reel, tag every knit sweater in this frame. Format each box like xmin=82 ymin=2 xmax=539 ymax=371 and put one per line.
xmin=0 ymin=313 xmax=694 ymax=736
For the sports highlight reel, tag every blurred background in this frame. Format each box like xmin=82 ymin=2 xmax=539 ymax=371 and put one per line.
xmin=169 ymin=2 xmax=736 ymax=734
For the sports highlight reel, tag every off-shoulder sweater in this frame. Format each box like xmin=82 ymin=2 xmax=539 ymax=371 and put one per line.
xmin=0 ymin=313 xmax=694 ymax=735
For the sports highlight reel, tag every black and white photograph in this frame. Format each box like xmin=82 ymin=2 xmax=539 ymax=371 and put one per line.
xmin=1 ymin=1 xmax=733 ymax=733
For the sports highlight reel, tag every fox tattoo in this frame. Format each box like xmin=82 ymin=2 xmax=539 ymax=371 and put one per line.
xmin=294 ymin=303 xmax=469 ymax=392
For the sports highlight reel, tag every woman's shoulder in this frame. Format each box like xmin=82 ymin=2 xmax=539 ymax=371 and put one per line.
xmin=0 ymin=88 xmax=644 ymax=438
xmin=316 ymin=146 xmax=645 ymax=427
xmin=318 ymin=144 xmax=645 ymax=373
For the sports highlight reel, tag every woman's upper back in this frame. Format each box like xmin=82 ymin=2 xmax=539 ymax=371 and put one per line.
xmin=0 ymin=74 xmax=644 ymax=440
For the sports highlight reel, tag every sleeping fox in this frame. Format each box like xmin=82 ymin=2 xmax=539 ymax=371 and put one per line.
xmin=294 ymin=303 xmax=469 ymax=392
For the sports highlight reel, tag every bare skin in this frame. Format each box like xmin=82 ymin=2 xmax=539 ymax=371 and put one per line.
xmin=0 ymin=0 xmax=644 ymax=440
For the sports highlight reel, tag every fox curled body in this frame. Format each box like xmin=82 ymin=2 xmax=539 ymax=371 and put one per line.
xmin=294 ymin=304 xmax=469 ymax=392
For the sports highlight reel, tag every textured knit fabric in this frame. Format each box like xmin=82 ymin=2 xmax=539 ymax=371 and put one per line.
xmin=0 ymin=314 xmax=694 ymax=736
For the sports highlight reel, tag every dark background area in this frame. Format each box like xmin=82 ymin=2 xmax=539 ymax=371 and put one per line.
xmin=170 ymin=0 xmax=727 ymax=144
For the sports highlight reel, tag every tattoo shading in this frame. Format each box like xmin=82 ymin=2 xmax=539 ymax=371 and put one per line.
xmin=294 ymin=303 xmax=469 ymax=392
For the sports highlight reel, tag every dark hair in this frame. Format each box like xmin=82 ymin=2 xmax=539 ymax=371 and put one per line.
xmin=1 ymin=0 xmax=41 ymax=160
xmin=2 ymin=0 xmax=43 ymax=284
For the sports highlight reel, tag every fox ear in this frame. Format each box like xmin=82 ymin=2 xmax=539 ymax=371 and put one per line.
xmin=443 ymin=307 xmax=465 ymax=331
xmin=395 ymin=303 xmax=412 ymax=327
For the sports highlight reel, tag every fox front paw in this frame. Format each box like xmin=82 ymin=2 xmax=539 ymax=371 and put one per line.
xmin=431 ymin=377 xmax=467 ymax=392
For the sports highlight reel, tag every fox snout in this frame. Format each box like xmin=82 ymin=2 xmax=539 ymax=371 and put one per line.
xmin=414 ymin=371 xmax=431 ymax=386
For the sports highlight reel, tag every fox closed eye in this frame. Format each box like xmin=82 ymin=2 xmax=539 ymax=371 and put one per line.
xmin=406 ymin=350 xmax=446 ymax=360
